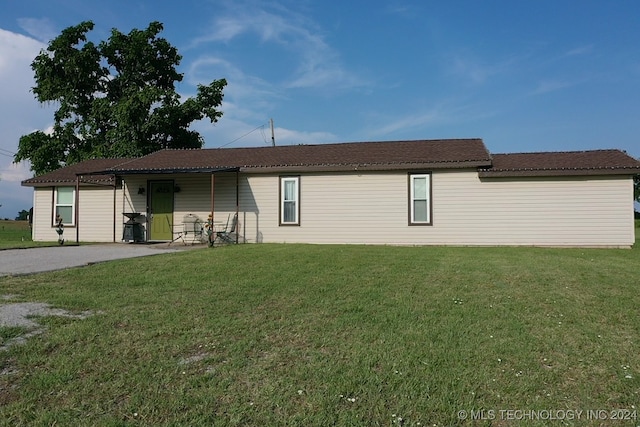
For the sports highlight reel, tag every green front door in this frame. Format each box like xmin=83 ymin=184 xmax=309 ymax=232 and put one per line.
xmin=149 ymin=181 xmax=174 ymax=241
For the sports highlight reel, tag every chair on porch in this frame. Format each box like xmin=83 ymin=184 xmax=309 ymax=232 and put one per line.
xmin=170 ymin=214 xmax=204 ymax=245
xmin=182 ymin=214 xmax=204 ymax=244
xmin=214 ymin=213 xmax=238 ymax=246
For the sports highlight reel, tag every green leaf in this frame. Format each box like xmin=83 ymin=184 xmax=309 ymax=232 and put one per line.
xmin=16 ymin=21 xmax=226 ymax=176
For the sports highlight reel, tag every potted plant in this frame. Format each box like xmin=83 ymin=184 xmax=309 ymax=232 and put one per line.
xmin=55 ymin=214 xmax=64 ymax=245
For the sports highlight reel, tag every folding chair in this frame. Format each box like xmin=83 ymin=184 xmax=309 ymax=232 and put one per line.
xmin=214 ymin=213 xmax=238 ymax=246
xmin=181 ymin=214 xmax=204 ymax=244
xmin=168 ymin=216 xmax=184 ymax=245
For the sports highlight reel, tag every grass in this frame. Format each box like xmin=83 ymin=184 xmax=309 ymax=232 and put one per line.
xmin=0 ymin=220 xmax=59 ymax=249
xmin=0 ymin=244 xmax=639 ymax=426
xmin=0 ymin=220 xmax=31 ymax=248
xmin=0 ymin=326 xmax=30 ymax=345
xmin=0 ymin=219 xmax=84 ymax=249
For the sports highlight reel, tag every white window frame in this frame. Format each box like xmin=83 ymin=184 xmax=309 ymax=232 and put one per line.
xmin=53 ymin=186 xmax=76 ymax=226
xmin=279 ymin=176 xmax=300 ymax=225
xmin=409 ymin=173 xmax=432 ymax=225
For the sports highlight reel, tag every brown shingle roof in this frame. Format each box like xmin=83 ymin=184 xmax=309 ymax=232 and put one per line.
xmin=107 ymin=139 xmax=492 ymax=173
xmin=479 ymin=150 xmax=640 ymax=177
xmin=21 ymin=141 xmax=640 ymax=185
xmin=22 ymin=158 xmax=132 ymax=187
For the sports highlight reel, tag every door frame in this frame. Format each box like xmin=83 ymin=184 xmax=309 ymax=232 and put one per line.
xmin=147 ymin=179 xmax=175 ymax=241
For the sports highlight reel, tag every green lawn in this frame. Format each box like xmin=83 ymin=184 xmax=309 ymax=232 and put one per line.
xmin=0 ymin=220 xmax=31 ymax=248
xmin=0 ymin=219 xmax=88 ymax=249
xmin=0 ymin=220 xmax=59 ymax=249
xmin=0 ymin=244 xmax=639 ymax=426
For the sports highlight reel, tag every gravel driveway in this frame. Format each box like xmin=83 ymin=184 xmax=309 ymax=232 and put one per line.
xmin=0 ymin=243 xmax=199 ymax=277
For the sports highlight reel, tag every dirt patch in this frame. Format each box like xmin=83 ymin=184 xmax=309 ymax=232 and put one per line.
xmin=0 ymin=296 xmax=98 ymax=402
xmin=0 ymin=302 xmax=93 ymax=329
xmin=0 ymin=296 xmax=96 ymax=351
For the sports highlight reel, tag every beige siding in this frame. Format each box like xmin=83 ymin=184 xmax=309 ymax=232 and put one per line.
xmin=30 ymin=169 xmax=635 ymax=247
xmin=32 ymin=187 xmax=54 ymax=242
xmin=173 ymin=173 xmax=238 ymax=224
xmin=241 ymin=170 xmax=635 ymax=247
xmin=430 ymin=170 xmax=634 ymax=247
xmin=77 ymin=187 xmax=120 ymax=242
xmin=32 ymin=185 xmax=122 ymax=242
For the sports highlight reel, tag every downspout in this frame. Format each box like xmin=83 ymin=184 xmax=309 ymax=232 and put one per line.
xmin=210 ymin=173 xmax=215 ymax=245
xmin=75 ymin=175 xmax=80 ymax=243
xmin=210 ymin=173 xmax=215 ymax=221
xmin=235 ymin=170 xmax=239 ymax=244
xmin=112 ymin=175 xmax=117 ymax=242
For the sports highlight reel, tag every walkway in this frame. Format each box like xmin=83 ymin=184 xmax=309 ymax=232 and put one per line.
xmin=0 ymin=243 xmax=203 ymax=277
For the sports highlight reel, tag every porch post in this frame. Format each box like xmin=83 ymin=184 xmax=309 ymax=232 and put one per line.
xmin=75 ymin=175 xmax=80 ymax=243
xmin=211 ymin=172 xmax=215 ymax=222
xmin=235 ymin=170 xmax=239 ymax=244
xmin=112 ymin=176 xmax=117 ymax=242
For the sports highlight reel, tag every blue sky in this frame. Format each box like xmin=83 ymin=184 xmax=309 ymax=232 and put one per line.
xmin=1 ymin=0 xmax=639 ymax=217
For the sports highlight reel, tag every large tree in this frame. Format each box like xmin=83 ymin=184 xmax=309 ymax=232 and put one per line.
xmin=15 ymin=21 xmax=226 ymax=175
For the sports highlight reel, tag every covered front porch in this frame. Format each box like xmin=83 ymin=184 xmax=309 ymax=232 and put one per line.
xmin=73 ymin=168 xmax=244 ymax=245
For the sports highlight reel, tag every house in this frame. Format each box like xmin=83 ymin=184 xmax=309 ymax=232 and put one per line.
xmin=21 ymin=138 xmax=640 ymax=247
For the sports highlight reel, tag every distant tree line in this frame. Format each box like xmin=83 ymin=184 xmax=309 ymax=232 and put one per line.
xmin=15 ymin=210 xmax=30 ymax=221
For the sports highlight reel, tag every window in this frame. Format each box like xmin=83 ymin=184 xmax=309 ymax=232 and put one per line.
xmin=280 ymin=176 xmax=300 ymax=225
xmin=54 ymin=187 xmax=75 ymax=226
xmin=409 ymin=173 xmax=432 ymax=225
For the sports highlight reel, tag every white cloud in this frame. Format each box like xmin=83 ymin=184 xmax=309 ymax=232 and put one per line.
xmin=194 ymin=114 xmax=336 ymax=149
xmin=564 ymin=44 xmax=594 ymax=57
xmin=0 ymin=28 xmax=51 ymax=215
xmin=186 ymin=55 xmax=284 ymax=125
xmin=191 ymin=3 xmax=367 ymax=91
xmin=181 ymin=2 xmax=371 ymax=150
xmin=449 ymin=56 xmax=498 ymax=85
xmin=368 ymin=108 xmax=448 ymax=137
xmin=448 ymin=52 xmax=525 ymax=85
xmin=17 ymin=17 xmax=58 ymax=43
xmin=0 ymin=28 xmax=44 ymax=73
xmin=385 ymin=2 xmax=416 ymax=18
xmin=0 ymin=161 xmax=31 ymax=183
xmin=188 ymin=56 xmax=279 ymax=101
xmin=273 ymin=126 xmax=336 ymax=145
xmin=0 ymin=28 xmax=50 ymax=150
xmin=531 ymin=80 xmax=574 ymax=95
xmin=362 ymin=99 xmax=498 ymax=140
xmin=531 ymin=78 xmax=589 ymax=95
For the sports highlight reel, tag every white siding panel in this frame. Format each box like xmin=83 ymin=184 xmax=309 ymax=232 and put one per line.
xmin=32 ymin=187 xmax=55 ymax=242
xmin=247 ymin=172 xmax=409 ymax=244
xmin=245 ymin=170 xmax=635 ymax=247
xmin=77 ymin=186 xmax=119 ymax=242
xmin=32 ymin=185 xmax=121 ymax=242
xmin=240 ymin=174 xmax=276 ymax=244
xmin=430 ymin=171 xmax=633 ymax=246
xmin=32 ymin=168 xmax=633 ymax=247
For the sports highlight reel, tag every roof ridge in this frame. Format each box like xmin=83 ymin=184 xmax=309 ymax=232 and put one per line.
xmin=492 ymin=148 xmax=624 ymax=156
xmin=107 ymin=157 xmax=140 ymax=169
xmin=196 ymin=138 xmax=485 ymax=151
